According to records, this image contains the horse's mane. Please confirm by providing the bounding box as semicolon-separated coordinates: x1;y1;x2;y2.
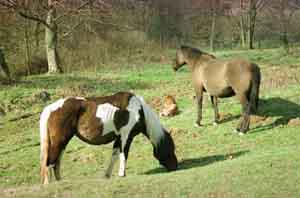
180;45;203;60
180;45;216;61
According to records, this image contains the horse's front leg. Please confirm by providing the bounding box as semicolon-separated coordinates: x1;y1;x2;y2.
195;88;204;127
210;96;220;125
118;129;135;177
105;138;121;178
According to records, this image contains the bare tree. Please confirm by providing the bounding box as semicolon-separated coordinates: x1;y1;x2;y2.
0;0;109;74
209;0;218;51
236;0;267;49
267;0;300;50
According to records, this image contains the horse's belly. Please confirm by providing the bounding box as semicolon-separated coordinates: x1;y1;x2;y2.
207;87;235;98
76;130;117;145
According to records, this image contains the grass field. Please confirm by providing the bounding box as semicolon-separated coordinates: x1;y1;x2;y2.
1;48;300;197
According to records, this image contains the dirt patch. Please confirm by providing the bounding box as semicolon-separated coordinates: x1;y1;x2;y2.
72;153;96;163
219;112;233;121
148;96;162;112
169;127;186;140
250;115;268;124
288;118;300;126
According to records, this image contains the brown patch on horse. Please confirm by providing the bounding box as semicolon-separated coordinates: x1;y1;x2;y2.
47;98;82;165
77;100;105;144
160;95;178;117
87;92;134;110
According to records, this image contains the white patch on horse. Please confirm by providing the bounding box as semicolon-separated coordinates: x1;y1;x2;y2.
105;147;120;178
118;152;126;177
136;96;164;146
40;98;67;159
96;103;119;135
119;96;142;149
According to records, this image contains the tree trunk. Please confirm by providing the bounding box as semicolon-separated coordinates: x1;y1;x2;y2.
248;1;257;49
24;19;31;75
239;15;246;48
45;8;62;74
0;49;11;80
210;9;217;51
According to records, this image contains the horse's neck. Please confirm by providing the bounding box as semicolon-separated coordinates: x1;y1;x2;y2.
189;54;213;71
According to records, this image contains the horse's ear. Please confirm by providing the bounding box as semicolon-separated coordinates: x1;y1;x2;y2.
203;53;216;59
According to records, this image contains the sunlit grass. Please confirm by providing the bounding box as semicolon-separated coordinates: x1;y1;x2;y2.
0;48;300;197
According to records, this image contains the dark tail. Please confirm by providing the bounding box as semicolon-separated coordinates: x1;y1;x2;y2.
249;64;261;114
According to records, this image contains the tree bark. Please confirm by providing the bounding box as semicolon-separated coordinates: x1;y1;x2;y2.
247;0;259;49
239;15;246;48
210;9;217;51
0;49;11;80
45;8;62;74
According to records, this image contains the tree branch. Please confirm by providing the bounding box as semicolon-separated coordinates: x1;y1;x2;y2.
18;11;52;30
55;0;95;24
0;1;16;8
61;21;84;38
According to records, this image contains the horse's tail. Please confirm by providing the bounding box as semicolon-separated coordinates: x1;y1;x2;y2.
39;105;52;184
250;64;261;114
136;96;164;146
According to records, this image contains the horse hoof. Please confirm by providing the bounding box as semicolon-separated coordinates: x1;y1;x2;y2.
238;132;245;136
213;122;218;126
104;173;111;179
194;122;202;127
118;173;126;177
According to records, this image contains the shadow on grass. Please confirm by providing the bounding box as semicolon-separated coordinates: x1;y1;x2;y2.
218;114;240;124
251;97;300;133
145;150;249;175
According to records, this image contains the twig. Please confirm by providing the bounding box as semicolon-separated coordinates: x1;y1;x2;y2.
8;112;40;122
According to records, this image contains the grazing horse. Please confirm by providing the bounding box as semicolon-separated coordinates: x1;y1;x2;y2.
173;45;261;134
39;92;178;184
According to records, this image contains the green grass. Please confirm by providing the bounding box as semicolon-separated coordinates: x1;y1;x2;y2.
1;48;300;197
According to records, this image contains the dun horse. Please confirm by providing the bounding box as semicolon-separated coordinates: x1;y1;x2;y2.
173;46;261;134
40;92;177;184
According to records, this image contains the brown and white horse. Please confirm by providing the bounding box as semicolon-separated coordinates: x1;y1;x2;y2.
39;92;178;184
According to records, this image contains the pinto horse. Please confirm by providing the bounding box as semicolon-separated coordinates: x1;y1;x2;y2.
173;46;261;134
39;92;177;184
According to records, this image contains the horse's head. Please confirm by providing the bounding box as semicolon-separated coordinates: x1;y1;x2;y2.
173;47;187;71
153;130;178;171
173;45;216;71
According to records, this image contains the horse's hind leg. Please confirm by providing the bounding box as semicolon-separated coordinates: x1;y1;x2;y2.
236;93;251;134
210;96;220;125
53;150;65;181
40;157;50;184
195;88;204;127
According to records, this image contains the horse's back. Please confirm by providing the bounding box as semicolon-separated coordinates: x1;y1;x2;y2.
194;58;259;96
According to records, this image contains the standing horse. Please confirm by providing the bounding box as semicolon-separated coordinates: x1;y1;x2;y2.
173;45;261;134
40;92;177;184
